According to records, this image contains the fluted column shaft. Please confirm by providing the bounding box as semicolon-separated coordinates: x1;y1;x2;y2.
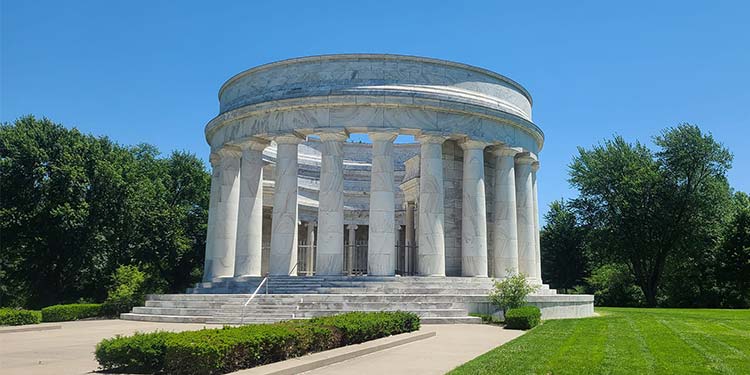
234;139;269;277
205;146;242;280
405;201;415;275
416;134;446;276
368;132;398;276
515;152;540;284
492;147;520;278
460;140;489;277
532;161;542;282
316;131;347;275
203;153;222;281
270;135;304;276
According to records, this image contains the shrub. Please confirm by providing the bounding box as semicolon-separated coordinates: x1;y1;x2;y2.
504;305;541;330
489;272;539;313
0;308;42;326
586;264;644;307
102;265;147;317
41;303;102;322
95;311;420;374
95;331;175;373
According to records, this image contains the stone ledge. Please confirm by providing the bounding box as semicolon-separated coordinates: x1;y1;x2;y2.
231;330;436;375
0;323;62;334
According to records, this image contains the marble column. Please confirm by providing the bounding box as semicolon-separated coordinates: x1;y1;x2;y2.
416;134;446;276
405;201;415;275
532;161;542;282
234;138;269;277
491;147;521;278
515;152;540;284
316;131;347;275
346;224;358;275
205;146;242;280
306;221;316;276
202;152;222;281
368;131;398;276
269;135;304;276
460;140;490;277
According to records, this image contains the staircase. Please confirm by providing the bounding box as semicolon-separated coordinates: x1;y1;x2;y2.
122;276;560;324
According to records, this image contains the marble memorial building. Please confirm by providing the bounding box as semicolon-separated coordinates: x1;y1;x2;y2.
202;54;544;284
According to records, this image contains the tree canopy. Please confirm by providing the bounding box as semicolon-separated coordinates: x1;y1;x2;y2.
0;116;209;308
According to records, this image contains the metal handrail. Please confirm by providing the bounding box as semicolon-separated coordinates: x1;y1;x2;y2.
240;273;269;325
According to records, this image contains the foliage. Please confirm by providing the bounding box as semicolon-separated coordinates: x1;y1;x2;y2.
95;311;420;374
469;313;503;324
101;265;147;317
489;272;539;313
569;124;732;306
40;303;102;322
0;308;42;325
540;200;588;293
448;308;750;375
716;192;750;308
504;305;541;330
0;116;209;308
585;264;644;307
96;331;176;373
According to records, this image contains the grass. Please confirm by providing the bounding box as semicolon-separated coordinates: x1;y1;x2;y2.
449;308;750;375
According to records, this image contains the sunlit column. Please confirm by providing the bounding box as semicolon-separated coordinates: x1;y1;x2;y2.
234;138;269;277
315;131;347;275
269;134;304;276
416;134;446;276
460;139;490;277
368;131;398;276
205;146;241;279
491;146;521;278
515;152;540;284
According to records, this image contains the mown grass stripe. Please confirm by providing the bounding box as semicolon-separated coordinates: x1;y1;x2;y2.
658;318;733;374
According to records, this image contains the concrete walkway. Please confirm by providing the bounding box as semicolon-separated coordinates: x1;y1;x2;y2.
0;319;222;375
299;324;523;375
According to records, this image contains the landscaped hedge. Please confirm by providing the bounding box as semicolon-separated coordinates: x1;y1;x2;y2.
504;305;541;330
41;303;103;322
95;311;420;374
0;308;42;326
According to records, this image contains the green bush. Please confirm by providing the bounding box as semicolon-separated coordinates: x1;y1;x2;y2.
41;303;102;322
95;311;420;374
504;305;541;330
95;331;175;373
586;264;645;307
489;272;539;313
0;308;42;326
101;265;147;317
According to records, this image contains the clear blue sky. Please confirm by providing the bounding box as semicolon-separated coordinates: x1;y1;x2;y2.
2;1;749;220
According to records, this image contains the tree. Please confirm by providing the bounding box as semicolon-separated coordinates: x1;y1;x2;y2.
716;192;750;308
489;272;539;313
0;116;209;308
540;200;587;293
569;124;732;306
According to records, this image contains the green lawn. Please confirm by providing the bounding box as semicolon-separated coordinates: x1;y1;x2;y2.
449;308;750;375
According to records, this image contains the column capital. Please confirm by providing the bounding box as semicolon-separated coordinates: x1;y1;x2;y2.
459;139;491;150
273;133;306;145
368;130;399;142
216;145;242;159
492;145;523;157
317;129;349;142
236;137;270;151
532;161;541;172
346;224;359;231
515;151;538;164
416;133;448;144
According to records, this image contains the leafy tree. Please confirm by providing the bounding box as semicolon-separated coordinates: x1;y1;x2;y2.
569;124;732;306
716;192;750;308
0;116;209;308
540;200;588;293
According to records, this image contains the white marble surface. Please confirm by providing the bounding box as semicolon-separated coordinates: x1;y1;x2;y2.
202;153;222;281
234;139;268;277
315;132;347;275
368;132;398;276
206;147;241;279
491;147;521;278
269;135;303;275
416;134;446;276
514;152;539;284
460;140;489;277
532;162;542;282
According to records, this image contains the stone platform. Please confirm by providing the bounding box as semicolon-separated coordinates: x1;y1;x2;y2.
121;276;594;324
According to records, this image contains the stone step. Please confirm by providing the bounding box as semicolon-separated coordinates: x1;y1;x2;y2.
420;316;483;324
120;313;210;323
213;309;468;319
132;307;220;316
